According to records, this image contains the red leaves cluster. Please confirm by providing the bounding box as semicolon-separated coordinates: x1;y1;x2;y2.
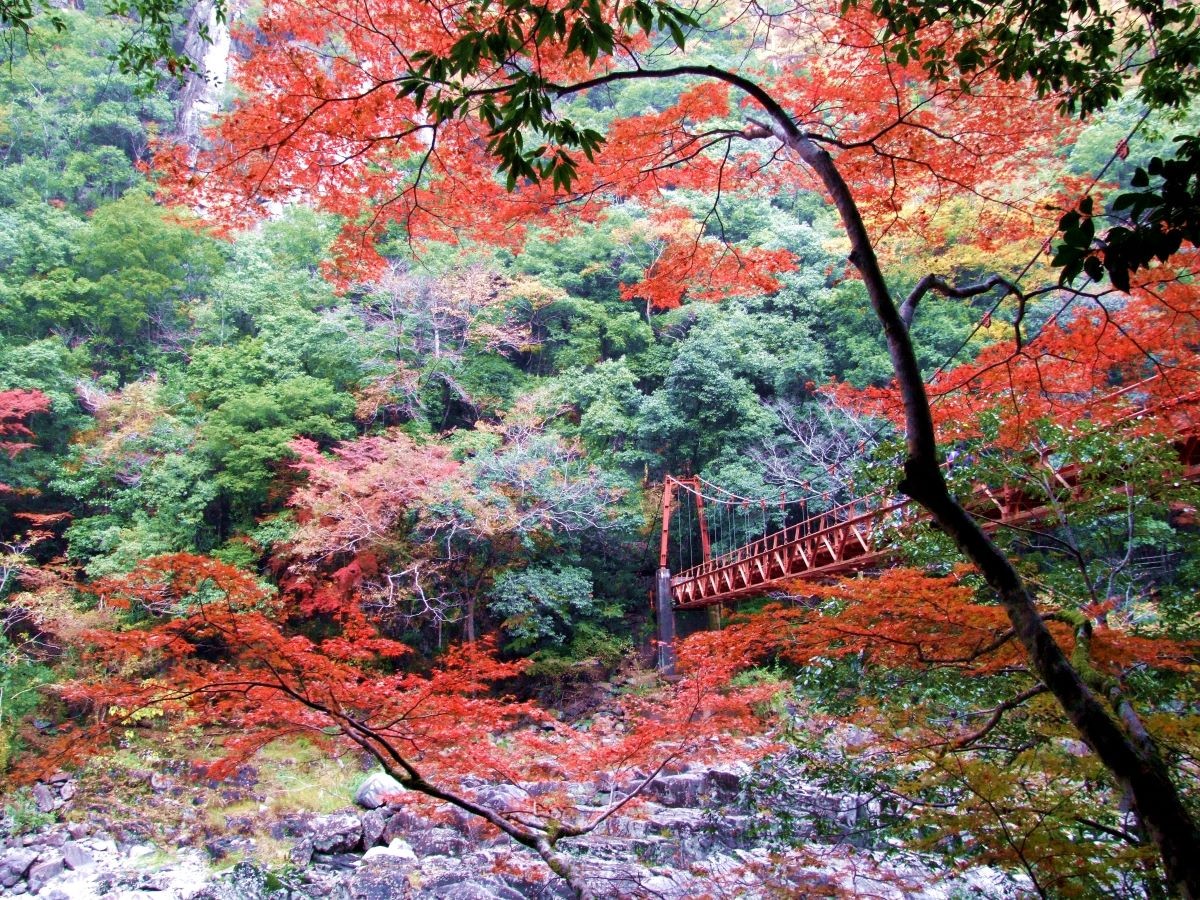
29;550;782;827
705;568;1196;680
619;208;795;310
288;433;460;558
827;251;1200;451
87;553;270;615
34;554;498;777
931;284;1200;449
158;0;1070;308
763;4;1066;235
0;389;50;491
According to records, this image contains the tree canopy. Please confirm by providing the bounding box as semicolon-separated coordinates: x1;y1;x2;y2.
0;0;1198;895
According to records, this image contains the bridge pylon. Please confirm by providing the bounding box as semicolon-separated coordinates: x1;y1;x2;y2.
655;566;676;675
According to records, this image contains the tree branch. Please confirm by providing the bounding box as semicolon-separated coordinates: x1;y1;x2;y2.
900;273;1023;330
948;684;1049;750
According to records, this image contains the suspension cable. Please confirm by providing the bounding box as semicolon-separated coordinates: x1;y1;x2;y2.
678;499;684;571
685;489;695;572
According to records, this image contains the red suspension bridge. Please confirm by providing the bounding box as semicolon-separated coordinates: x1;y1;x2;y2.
653;378;1200;657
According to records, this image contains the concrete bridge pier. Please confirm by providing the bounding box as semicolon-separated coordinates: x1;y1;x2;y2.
655;566;677;675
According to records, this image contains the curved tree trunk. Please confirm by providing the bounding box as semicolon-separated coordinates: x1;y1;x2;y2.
559;62;1200;889
535;840;594;900
767;123;1200;897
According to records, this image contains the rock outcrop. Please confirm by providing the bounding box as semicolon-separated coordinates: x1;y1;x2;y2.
0;760;1025;899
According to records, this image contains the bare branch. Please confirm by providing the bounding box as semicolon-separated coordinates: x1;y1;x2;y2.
900;274;1023;330
949;684;1049;750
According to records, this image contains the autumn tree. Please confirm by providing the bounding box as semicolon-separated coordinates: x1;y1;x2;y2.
0;387;57;770
156;0;1200;889
0;387;54;592
361;265;539;426
710;568;1198;894
30;552;780;896
284;417;634;646
0;387;54;556
855;0;1200;292
0;389;49;467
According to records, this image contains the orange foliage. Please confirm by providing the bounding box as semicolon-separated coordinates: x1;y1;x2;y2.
158;0;1070;302
619;208;795;310
0;389;50;484
87;553;271;616
706;568;1196;679
827;251;1200;450
27;553;782;839
287;433;461;558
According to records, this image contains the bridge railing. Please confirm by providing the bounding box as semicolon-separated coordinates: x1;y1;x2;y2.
670;490;920;607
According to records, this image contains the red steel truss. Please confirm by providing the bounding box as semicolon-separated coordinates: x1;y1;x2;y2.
665;384;1200;610
669;490;914;608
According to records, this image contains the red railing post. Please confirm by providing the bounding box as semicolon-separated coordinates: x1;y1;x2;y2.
658;477;674;571
656;477;678;672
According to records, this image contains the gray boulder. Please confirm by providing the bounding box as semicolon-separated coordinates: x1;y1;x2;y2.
354;773;405;810
473;784;527;814
415;873;526;899
360;808;386;849
407;827;468;858
59;842;93;871
31;784;56;814
361;839;417;863
644;772;708;808
646;807;749;861
349;858;415;900
26;853;64;894
189;861;294;900
380;809;433;845
289;836;314;868
307;812;363;854
0;847;39;888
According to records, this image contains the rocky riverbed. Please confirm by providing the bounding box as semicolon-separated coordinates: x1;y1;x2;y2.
1;761;1026;899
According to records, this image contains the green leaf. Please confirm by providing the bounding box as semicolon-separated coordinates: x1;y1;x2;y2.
1058;210;1081;231
1110;192;1139;211
666;18;685;48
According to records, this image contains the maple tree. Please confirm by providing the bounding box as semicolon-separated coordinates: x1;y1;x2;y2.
28;551;779;896
284;418;630;646
287;432;460;558
0;388;48;469
0;387;55;590
0;387;61;770
857;0;1200;291
157;0;1200;890
710;569;1198;893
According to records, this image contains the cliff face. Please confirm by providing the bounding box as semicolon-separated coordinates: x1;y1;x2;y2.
172;0;231;148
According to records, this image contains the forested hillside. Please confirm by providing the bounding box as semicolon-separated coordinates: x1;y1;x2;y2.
1;0;1198;897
